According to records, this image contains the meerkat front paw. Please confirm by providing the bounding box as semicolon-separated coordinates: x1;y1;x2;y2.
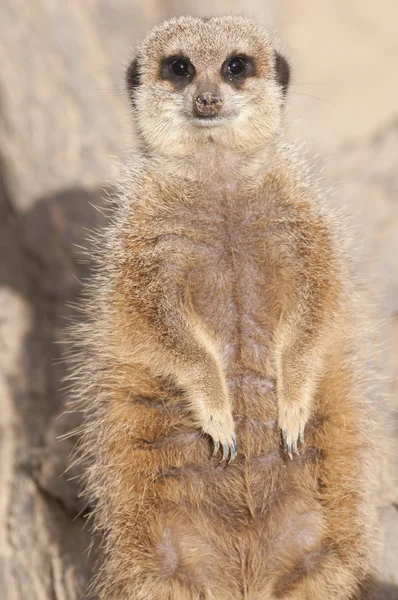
201;409;237;464
278;403;309;460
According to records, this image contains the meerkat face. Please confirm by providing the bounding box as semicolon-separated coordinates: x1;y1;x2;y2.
127;16;290;157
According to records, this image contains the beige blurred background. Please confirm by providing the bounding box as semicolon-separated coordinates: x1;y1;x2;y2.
0;1;397;598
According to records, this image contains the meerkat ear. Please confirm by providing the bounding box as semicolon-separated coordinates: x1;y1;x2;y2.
275;52;290;96
126;58;141;106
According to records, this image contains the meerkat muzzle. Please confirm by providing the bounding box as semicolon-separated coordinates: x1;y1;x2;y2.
194;91;223;118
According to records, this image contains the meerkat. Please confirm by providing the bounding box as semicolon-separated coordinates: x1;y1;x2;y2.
70;15;381;600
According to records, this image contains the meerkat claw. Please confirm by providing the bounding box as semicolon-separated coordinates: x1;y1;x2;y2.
292;438;299;456
282;429;288;454
299;422;305;444
229;434;238;463
279;406;308;459
212;435;238;464
282;429;300;460
287;445;293;461
212;440;220;457
204;411;237;463
221;440;230;463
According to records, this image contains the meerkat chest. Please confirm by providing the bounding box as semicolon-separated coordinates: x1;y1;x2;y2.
163;183;282;370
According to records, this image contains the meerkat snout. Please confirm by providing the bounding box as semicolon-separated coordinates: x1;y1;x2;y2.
193;90;223;118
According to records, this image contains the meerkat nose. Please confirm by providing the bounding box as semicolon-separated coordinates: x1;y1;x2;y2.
194;91;223;118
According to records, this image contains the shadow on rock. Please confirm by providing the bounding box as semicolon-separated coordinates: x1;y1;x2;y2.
0;182;115;598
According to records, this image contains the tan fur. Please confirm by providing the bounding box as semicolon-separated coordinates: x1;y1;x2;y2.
69;16;381;599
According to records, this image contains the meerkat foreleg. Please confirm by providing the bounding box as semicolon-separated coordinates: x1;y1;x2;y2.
117;284;237;461
166;318;238;462
274;292;334;459
276;334;320;459
114;231;238;461
270;220;340;458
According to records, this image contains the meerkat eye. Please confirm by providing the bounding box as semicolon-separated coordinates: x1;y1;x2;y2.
227;57;246;76
171;59;189;76
222;54;256;85
160;55;195;87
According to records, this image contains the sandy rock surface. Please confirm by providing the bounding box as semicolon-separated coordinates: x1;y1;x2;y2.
0;1;396;597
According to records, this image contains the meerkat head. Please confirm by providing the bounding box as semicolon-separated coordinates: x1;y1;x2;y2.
126;16;290;157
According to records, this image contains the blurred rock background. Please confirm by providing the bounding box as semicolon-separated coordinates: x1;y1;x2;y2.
0;1;396;598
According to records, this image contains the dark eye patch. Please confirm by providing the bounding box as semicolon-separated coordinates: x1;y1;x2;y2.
160;55;195;89
221;54;256;87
